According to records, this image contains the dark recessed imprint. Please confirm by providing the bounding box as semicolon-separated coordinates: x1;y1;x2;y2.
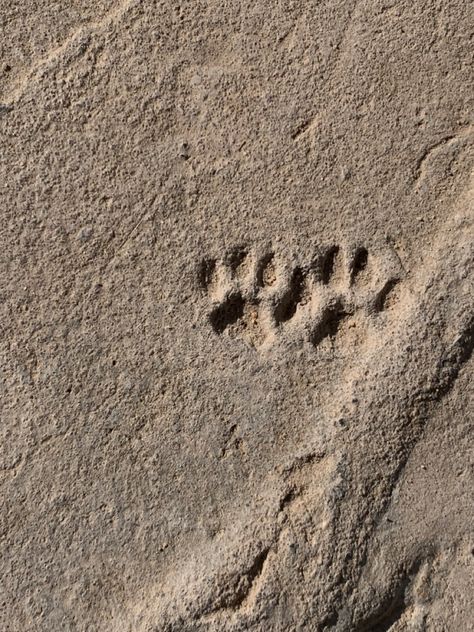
200;243;402;350
209;293;245;334
310;301;350;347
256;252;276;287
350;247;369;284
273;267;305;324
198;258;217;289
373;279;399;313
227;247;248;276
321;246;339;285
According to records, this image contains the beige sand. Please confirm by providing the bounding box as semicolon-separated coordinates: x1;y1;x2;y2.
1;1;473;630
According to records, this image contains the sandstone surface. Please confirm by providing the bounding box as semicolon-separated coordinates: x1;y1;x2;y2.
1;1;473;630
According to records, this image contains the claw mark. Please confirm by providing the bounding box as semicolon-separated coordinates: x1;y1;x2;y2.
273;267;305;324
256;252;276;287
373;279;399;313
350;247;369;284
321;246;340;285
199;258;217;289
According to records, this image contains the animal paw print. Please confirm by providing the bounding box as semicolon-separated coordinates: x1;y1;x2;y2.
199;243;403;351
199;247;283;348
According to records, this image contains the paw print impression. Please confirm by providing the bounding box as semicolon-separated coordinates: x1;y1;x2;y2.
200;243;403;352
309;245;391;349
199;248;283;348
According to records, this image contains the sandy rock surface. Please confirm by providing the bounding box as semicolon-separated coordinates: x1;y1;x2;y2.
1;1;473;630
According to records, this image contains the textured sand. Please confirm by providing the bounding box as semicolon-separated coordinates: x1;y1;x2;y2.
1;1;473;630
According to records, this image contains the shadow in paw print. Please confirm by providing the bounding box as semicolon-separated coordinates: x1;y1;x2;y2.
198;258;217;289
311;302;350;347
274;267;305;324
227;248;248;275
209;294;245;334
373;279;399;313
321;246;339;285
350;247;368;284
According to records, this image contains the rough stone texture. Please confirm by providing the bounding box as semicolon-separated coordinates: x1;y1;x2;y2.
1;1;472;631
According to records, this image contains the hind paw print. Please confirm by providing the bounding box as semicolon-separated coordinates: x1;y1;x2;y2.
199;248;289;348
199;243;403;351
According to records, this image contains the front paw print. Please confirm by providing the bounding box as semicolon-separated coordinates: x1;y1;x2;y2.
307;244;403;349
